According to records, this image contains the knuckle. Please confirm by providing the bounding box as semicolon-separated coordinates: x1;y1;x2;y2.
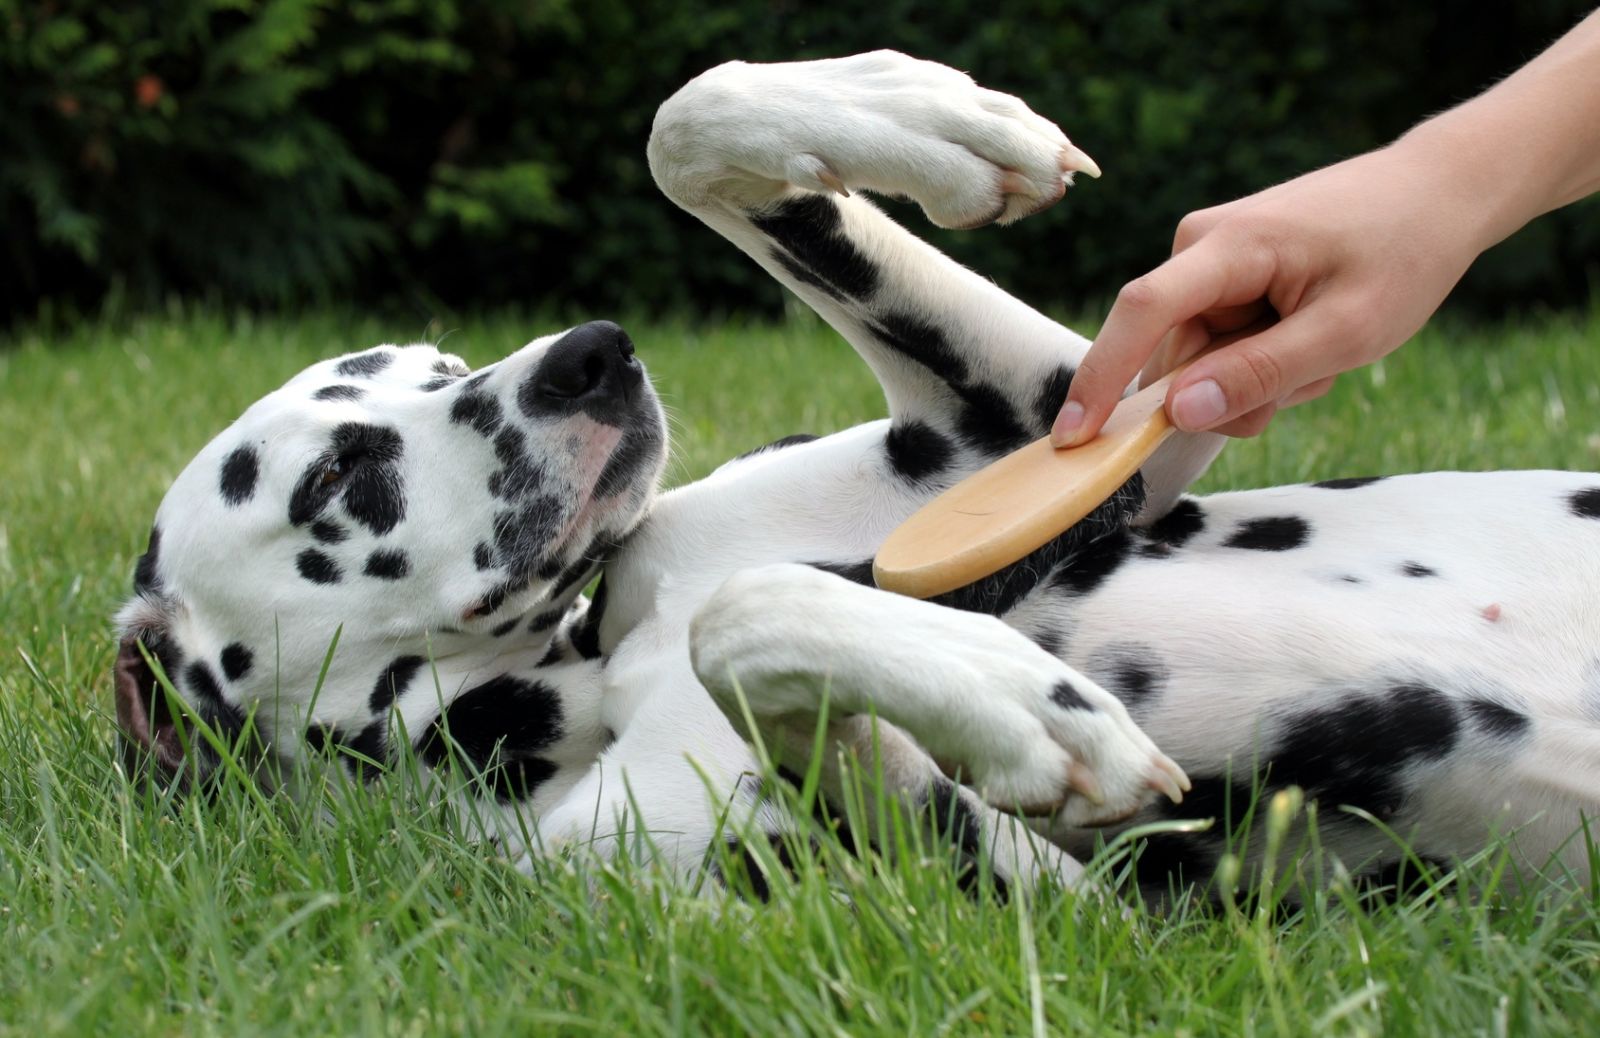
1227;343;1286;403
1172;210;1215;251
1114;275;1164;316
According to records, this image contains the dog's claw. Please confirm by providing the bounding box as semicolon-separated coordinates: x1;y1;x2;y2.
1067;760;1105;805
1059;142;1101;179
816;166;850;198
1147;754;1190;804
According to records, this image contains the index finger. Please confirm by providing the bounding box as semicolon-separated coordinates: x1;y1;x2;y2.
1053;231;1275;446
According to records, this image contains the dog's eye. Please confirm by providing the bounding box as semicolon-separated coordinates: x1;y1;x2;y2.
319;459;346;487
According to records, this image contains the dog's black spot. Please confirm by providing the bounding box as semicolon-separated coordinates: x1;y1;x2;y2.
1223;516;1309;552
1356;855;1453;903
450;391;503;437
432;358;468;377
471;580;519;621
296;548;342;585
473;542;495;571
536;640;564;667
570;577;608;660
338;435;406;536
954;382;1030;456
288;422;406;536
1466;698;1530;739
1145;498;1206;550
1569;487;1600;519
419;376;455;392
417;675;565;802
732;434;820;463
1337;574;1364;584
219;644;253;682
346;722;386;776
712;832;797;903
308;720;388;781
1051;680;1094;712
491;495;564;580
1140;684;1463;889
370;655;426;712
884;421;955;483
1027;627;1063;658
184;660;246;738
808;559;875;586
218;446;259;507
1032;364;1076;435
771;250;846;302
185;659;223;705
927;779;1006;900
1313;476;1385;490
868;311;969;386
364;549;409;580
1269;682;1461;819
490;617;519;637
334;349;394;378
1132;828;1220;895
312;384;366;402
527;607;565;634
133;526;162;594
1050;529;1133;595
310;520;347;544
751;194;881;301
1401;561;1437;578
550;554;601;600
488;426;544;502
595;423;664;498
1090;642;1169;712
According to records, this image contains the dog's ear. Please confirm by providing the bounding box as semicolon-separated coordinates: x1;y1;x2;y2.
113;635;188;779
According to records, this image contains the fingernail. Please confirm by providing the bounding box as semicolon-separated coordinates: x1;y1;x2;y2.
1172;379;1227;430
1051;400;1085;446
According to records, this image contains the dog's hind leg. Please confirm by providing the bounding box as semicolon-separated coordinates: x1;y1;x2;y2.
649;52;1221;509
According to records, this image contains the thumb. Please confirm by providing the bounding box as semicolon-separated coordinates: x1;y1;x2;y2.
1165;314;1333;433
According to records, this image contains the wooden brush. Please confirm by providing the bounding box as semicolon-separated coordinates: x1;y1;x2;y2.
873;360;1197;599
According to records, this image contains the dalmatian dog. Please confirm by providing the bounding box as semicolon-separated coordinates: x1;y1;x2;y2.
115;52;1600;899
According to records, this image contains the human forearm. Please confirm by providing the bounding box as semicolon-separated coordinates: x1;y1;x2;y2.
1397;9;1600;252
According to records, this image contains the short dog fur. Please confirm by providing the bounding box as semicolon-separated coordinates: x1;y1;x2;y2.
115;53;1600;898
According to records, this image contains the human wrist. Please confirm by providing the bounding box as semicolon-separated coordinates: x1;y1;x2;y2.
1389;115;1538;255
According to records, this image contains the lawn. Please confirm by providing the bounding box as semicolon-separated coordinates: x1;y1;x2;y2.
2;305;1599;1035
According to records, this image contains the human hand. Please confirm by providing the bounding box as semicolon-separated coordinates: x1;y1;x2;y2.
1052;140;1496;443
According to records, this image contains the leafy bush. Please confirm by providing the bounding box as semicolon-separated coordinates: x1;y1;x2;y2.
3;0;1595;322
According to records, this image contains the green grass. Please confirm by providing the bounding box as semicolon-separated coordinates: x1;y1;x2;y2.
2;304;1599;1036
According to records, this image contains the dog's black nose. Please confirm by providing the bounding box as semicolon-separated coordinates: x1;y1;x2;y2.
520;320;641;418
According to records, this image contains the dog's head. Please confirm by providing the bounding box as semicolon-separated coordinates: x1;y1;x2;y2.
114;320;665;784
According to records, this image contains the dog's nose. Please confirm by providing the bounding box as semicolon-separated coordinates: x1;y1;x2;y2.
521;321;641;417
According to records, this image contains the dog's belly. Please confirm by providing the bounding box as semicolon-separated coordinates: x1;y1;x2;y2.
1049;469;1600;874
1065;470;1600;742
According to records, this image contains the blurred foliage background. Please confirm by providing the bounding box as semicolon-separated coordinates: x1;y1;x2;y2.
4;0;1597;325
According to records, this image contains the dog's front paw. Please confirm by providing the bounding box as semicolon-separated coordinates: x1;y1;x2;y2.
652;51;1099;228
957;656;1189;827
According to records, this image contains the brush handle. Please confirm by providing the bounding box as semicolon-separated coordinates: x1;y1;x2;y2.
873;363;1192;599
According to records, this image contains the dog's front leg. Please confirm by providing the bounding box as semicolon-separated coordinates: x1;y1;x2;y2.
650;52;1222;511
690;564;1189;835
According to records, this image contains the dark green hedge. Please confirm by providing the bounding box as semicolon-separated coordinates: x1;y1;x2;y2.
4;0;1596;322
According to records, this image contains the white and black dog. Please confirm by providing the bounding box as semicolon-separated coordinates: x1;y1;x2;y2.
115;53;1600;898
